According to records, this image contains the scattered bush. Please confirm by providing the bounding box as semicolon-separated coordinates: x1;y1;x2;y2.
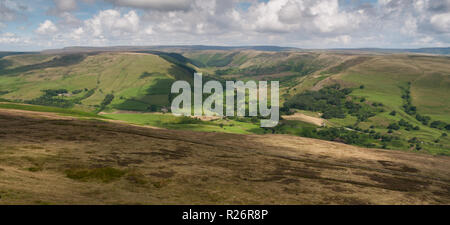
416;114;431;125
388;123;400;130
431;121;447;130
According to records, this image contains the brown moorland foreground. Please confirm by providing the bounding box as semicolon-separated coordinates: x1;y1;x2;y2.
0;109;449;205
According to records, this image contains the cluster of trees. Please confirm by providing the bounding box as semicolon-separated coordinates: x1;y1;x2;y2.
401;83;417;115
99;94;114;111
408;137;423;150
388;119;420;131
42;89;69;96
399;82;449;132
398;119;420;131
284;85;350;119
415;114;431;125
274;123;394;148
280;106;295;115
0;90;10;95
416;114;449;131
431;121;450;131
314;127;397;148
345;100;380;122
71;89;84;95
26;88;98;109
26;89;74;108
284;84;381;121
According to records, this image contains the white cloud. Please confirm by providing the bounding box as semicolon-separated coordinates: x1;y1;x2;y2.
430;13;450;33
0;32;29;44
2;0;450;50
248;0;291;32
401;17;418;36
36;20;58;35
243;0;366;35
84;10;140;37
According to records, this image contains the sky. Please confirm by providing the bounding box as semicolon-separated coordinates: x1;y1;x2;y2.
0;0;449;51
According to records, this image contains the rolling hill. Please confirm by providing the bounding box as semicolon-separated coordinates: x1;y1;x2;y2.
0;48;449;155
0;47;449;204
180;50;450;155
0;52;194;112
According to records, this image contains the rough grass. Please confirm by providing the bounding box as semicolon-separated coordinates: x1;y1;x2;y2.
0;110;449;204
65;167;127;183
0;102;104;118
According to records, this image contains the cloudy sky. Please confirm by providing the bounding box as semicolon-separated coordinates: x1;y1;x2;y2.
0;0;449;51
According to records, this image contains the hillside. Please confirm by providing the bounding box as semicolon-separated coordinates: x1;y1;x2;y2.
0;108;449;204
181;50;450;155
0;49;449;155
0;52;193;112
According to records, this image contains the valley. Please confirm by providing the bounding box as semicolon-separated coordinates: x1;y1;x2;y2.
1;48;448;155
0;47;449;204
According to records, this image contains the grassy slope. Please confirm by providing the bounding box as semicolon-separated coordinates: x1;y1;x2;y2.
183;51;450;155
185;51;353;105
0;102;105;118
1;51;448;155
332;55;450;154
104;113;265;134
0;54;56;70
0;53;192;111
1;109;449;204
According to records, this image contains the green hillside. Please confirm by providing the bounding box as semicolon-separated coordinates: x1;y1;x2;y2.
182;51;450;155
0;52;194;112
0;50;448;155
323;55;450;154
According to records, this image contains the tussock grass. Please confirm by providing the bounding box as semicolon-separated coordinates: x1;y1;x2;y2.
65;167;127;183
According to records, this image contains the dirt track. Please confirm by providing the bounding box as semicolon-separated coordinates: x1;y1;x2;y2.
282;113;326;126
0;109;449;204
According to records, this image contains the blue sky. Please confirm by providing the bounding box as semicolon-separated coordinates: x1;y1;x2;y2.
0;0;449;51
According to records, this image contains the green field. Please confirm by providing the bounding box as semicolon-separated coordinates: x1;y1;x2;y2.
104;113;266;134
0;102;105;118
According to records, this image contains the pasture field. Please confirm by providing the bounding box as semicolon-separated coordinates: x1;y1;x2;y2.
104;113;265;134
0;102;104;119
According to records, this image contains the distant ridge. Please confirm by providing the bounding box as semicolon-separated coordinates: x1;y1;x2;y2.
39;45;450;55
0;52;34;58
330;47;450;55
0;45;441;55
41;45;299;54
